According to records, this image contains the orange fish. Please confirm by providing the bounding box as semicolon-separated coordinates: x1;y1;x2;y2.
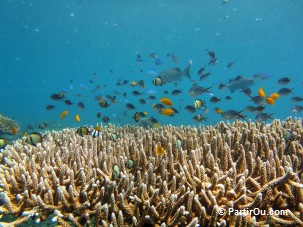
160;97;173;106
258;86;266;97
266;97;275;105
22;132;27;137
214;108;223;114
155;144;165;156
161;108;174;116
60;110;68;119
12;127;18;135
270;93;280;100
75;114;81;122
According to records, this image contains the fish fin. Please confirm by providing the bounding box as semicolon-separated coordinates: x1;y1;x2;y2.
183;64;191;79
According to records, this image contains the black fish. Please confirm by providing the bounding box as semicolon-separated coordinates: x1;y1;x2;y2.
64;99;73;105
77;101;85;109
45;105;55;110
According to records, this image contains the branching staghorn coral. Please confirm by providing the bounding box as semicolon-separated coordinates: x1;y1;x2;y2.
0;114;19;135
0;117;303;226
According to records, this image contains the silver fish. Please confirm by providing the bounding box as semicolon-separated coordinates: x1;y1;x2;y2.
255;113;274;122
222;110;246;120
278;88;293;96
157;61;191;83
226;76;254;93
250;96;265;106
244;105;265;113
291;105;303;114
291;96;303;102
188;86;212;97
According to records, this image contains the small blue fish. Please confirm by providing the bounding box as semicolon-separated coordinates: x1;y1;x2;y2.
136;54;143;64
79;84;88;90
155;58;163;65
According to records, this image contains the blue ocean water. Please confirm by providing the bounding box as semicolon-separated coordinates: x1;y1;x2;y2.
0;0;302;132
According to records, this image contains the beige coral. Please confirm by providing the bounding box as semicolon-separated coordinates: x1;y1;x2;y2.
0;117;303;226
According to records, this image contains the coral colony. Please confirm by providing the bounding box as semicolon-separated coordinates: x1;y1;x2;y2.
1;117;303;226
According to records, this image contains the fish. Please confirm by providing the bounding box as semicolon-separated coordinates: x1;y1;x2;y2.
278;88;293;96
125;159;135;169
160;97;173;106
244;106;265;113
131;90;143;96
77;102;85;110
91;126;102;138
76;127;89;136
25;132;42;146
133;112;140;122
64;99;73;106
155;144;165;156
149;53;158;59
110;133;118;141
270;93;280;100
250;96;265;106
193;113;207;122
161;108;174;116
130;81;139;87
39;123;47;129
152;77;165;86
60;110;68;119
222;110;246;120
155;58;163;65
79;84;88;90
214;108;223;114
184;105;196;113
226;61;235;69
171;89;182;96
253;73;272;80
175;139;182;149
171;53;178;64
210;96;221;104
12;127;18;135
277;77;291;85
197;65;207;76
290;96;303;102
136;54;144;64
226;76;254;93
225;96;232;100
155;61;192;83
99;99;109;108
258;87;266;97
149;95;156;100
265;97;275;105
240;88;252;97
125;103;136;110
139;112;148;117
193;99;206;110
96;112;102;118
152;103;165;112
199;71;212;81
0;138;6;149
102;116;110;123
206;49;216;59
291;105;303;114
75;114;81;122
139;98;147;104
45;105;55;110
112;164;120;180
188;86;212;97
255;113;274;122
138;80;145;88
283;129;293;142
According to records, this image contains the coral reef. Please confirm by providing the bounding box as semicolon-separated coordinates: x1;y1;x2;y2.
0;117;303;226
0;114;19;135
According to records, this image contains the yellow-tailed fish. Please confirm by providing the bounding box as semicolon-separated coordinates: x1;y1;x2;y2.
160;97;173;106
75;114;81;122
60;110;68;119
266;97;275;105
258;86;266;98
161;108;174;116
155;144;165;156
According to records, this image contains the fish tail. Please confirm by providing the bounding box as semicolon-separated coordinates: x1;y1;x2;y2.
183;64;191;79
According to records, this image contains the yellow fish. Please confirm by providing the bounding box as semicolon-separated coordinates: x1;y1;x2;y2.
266;97;275;105
94;125;102;131
60;110;68;119
75;114;81;122
161;108;174;116
12;127;18;135
270;93;280;100
258;86;266;97
155;144;165;156
160;97;173;106
214;108;223;114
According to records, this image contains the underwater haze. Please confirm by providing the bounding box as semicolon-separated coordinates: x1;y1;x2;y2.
1;0;303;132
